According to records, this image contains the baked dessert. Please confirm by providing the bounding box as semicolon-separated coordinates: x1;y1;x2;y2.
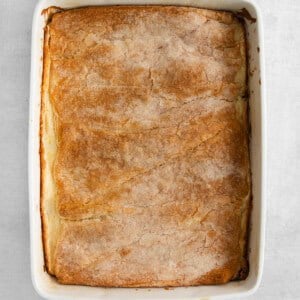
41;6;250;287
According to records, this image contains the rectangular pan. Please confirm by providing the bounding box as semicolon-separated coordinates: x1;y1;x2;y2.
29;0;266;298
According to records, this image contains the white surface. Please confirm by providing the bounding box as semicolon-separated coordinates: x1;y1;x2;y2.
0;0;299;299
29;1;265;299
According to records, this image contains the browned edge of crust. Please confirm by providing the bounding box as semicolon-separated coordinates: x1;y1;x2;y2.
42;4;240;20
236;8;256;24
41;6;64;24
40;24;50;275
40;24;59;277
40;6;65;277
233;15;252;281
55;262;237;287
40;5;251;284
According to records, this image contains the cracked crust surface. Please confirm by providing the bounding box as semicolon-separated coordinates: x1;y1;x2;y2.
41;6;250;287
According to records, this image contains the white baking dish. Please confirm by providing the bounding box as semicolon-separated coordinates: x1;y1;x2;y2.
29;0;266;299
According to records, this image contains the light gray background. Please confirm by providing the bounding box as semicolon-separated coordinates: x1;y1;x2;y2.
0;0;299;299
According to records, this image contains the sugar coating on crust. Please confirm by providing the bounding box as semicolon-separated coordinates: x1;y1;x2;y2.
41;6;250;287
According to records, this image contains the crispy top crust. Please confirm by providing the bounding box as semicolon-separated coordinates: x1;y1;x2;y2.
41;6;250;287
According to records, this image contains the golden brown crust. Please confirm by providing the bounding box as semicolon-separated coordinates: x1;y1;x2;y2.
41;6;250;287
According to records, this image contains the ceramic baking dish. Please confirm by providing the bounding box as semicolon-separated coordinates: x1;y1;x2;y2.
29;0;266;298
